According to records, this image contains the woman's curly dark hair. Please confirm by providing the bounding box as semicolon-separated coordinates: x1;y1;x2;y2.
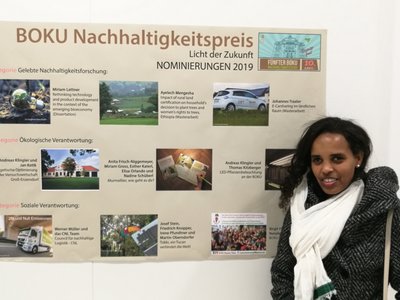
279;116;372;209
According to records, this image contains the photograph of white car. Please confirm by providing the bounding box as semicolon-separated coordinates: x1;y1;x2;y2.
213;87;268;111
213;83;270;126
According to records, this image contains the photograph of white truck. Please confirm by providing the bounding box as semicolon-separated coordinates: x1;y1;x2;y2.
16;226;53;254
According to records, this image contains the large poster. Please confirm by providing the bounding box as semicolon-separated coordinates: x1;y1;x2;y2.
0;21;326;261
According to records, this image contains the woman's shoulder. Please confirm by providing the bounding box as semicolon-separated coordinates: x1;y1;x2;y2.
366;166;398;184
365;166;399;195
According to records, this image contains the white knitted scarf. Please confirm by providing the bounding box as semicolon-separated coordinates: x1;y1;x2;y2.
289;177;364;300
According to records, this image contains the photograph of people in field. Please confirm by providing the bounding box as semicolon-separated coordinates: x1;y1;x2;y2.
99;81;158;125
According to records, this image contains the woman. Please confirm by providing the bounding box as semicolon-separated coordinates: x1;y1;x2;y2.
271;117;400;299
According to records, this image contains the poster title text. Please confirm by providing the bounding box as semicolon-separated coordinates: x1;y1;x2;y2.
16;28;254;51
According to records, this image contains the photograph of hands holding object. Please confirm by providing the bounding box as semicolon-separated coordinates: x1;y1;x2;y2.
271;117;400;299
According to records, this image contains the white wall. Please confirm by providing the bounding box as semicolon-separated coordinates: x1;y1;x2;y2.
0;0;398;299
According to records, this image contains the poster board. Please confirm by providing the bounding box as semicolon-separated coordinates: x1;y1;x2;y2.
0;21;326;261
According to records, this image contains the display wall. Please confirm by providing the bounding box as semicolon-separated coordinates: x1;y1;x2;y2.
0;0;399;299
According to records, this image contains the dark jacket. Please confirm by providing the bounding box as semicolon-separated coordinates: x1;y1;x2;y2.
271;167;400;299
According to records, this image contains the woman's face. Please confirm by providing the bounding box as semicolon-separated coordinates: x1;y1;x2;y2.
310;132;363;195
